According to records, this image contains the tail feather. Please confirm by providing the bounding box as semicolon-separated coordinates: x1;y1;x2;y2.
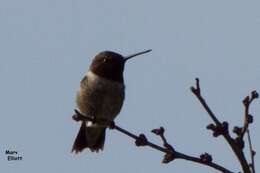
89;128;106;152
71;122;88;154
71;122;106;154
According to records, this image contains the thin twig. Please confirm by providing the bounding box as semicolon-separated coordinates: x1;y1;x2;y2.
114;125;168;153
191;78;221;126
190;78;251;173
241;97;250;139
246;129;255;173
72;110;234;173
240;91;258;139
176;152;233;173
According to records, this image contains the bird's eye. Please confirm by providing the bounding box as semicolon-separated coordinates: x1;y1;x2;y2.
103;58;107;63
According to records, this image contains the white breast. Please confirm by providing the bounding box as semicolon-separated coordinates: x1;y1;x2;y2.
86;71;124;90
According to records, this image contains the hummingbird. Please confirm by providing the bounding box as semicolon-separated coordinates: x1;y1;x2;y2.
71;49;152;153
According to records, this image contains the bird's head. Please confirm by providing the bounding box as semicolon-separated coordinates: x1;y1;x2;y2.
90;49;151;82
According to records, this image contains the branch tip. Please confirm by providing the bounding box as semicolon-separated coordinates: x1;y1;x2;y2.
251;90;259;99
190;86;195;92
151;127;165;135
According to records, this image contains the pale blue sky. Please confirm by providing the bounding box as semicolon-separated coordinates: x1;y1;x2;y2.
0;0;259;173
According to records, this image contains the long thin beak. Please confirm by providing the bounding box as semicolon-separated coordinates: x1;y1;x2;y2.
124;49;152;61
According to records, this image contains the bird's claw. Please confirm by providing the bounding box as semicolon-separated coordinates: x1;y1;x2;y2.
72;114;81;122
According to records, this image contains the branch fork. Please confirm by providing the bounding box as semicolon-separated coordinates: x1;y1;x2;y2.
191;78;258;173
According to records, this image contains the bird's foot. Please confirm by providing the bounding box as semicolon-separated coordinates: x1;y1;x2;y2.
72;110;83;122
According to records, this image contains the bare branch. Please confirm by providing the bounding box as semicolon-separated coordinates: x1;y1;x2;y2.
176;152;233;173
191;78;253;173
72;110;234;173
73;110;167;153
71;78;257;173
240;91;258;139
247;129;256;173
190;78;221;125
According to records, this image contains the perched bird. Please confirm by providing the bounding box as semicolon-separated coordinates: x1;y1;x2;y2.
72;49;152;153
